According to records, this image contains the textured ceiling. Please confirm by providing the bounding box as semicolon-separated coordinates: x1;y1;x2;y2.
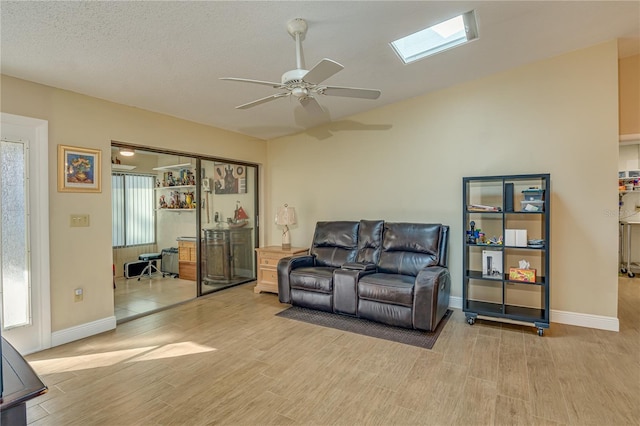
2;1;639;140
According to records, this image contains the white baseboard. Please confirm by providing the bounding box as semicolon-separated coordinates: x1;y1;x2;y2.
448;296;619;331
449;295;463;310
52;316;117;347
550;310;619;332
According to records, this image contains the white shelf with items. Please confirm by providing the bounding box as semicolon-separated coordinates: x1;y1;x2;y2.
152;163;193;171
154;185;195;190
111;164;136;171
155;185;197;211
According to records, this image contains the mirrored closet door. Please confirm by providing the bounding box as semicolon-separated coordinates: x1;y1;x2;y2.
111;145;258;321
199;160;257;295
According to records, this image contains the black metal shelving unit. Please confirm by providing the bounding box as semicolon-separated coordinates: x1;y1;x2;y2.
462;174;550;336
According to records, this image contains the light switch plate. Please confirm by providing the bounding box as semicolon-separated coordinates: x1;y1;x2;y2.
70;214;90;227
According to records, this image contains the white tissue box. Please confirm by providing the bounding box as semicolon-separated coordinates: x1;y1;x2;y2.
505;229;527;247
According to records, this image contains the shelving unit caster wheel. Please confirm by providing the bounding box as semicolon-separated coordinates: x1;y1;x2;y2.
537;328;544;336
628;271;635;278
466;317;475;325
621;267;627;274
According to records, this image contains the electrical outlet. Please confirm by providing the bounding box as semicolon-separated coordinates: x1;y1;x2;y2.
74;288;83;302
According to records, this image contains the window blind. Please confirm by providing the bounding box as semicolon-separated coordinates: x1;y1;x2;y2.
112;174;155;247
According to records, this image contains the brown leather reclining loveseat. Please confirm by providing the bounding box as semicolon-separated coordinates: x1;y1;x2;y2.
277;220;450;331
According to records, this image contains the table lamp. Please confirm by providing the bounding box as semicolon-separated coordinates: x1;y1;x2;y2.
275;204;297;250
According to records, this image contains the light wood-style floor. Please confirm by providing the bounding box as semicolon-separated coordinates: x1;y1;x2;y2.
26;278;639;425
114;275;196;322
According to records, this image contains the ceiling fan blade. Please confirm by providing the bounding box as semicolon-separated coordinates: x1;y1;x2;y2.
236;93;289;109
303;58;344;84
300;96;324;115
322;86;381;100
220;77;283;89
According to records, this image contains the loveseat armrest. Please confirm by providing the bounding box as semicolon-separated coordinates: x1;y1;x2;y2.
413;266;451;331
277;255;315;303
333;267;377;315
341;262;376;271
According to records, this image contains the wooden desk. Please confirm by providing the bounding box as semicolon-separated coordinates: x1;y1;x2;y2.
1;338;47;425
254;246;308;294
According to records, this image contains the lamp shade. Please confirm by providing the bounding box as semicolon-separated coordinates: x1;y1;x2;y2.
275;204;297;226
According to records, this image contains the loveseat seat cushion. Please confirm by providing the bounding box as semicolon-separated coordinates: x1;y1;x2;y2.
358;273;415;307
378;223;442;276
310;221;359;267
290;267;335;293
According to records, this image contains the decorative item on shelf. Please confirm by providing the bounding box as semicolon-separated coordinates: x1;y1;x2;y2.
170;191;180;208
185;191;195;209
505;229;528;247
467;221;477;244
468;203;501;212
509;259;536;282
482;250;503;278
527;239;545;249
276;203;297;250
228;201;249;228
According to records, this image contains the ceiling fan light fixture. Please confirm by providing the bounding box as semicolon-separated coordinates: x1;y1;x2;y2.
119;148;135;157
220;17;381;112
291;87;308;98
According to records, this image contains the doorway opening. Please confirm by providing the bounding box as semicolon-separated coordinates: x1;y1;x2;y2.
111;143;258;322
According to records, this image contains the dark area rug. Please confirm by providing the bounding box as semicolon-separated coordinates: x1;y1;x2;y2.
276;306;452;350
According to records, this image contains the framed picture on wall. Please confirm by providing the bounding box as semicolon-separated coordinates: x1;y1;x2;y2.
58;145;102;192
213;163;246;194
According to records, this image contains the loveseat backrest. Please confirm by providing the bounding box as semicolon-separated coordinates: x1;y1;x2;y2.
310;221;359;267
356;220;384;264
377;223;447;276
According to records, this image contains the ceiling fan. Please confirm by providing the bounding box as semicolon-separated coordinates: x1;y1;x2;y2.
220;18;381;114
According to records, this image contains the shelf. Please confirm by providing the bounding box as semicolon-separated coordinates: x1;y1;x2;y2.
466;209;502;214
111;164;136;171
152;163;193;171
155;185;195;190
464;300;545;322
467;243;545;250
156;208;195;212
467;209;544;215
463;173;550;332
466;270;503;281
466;270;545;285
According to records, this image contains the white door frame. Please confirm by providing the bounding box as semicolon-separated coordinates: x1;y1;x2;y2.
1;112;51;354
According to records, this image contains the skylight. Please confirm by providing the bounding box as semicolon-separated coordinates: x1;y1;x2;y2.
391;10;478;64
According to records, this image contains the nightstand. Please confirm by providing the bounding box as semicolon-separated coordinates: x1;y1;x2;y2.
254;246;308;294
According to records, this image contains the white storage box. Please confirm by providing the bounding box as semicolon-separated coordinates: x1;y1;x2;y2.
521;200;544;212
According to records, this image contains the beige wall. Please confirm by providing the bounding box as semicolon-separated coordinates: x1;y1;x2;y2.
0;75;266;331
619;54;640;136
0;39;622;336
266;41;620;318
